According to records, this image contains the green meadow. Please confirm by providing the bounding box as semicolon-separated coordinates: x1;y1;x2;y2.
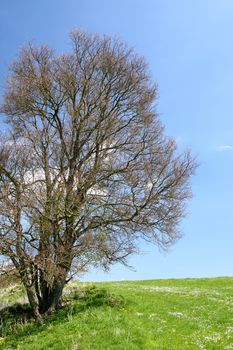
0;277;233;349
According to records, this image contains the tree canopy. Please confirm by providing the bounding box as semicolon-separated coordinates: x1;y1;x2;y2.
0;30;196;320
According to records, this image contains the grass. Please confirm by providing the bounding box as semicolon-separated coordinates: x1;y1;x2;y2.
0;277;233;349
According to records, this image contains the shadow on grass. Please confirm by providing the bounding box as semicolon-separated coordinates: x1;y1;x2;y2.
1;286;126;345
0;303;32;324
0;302;33;341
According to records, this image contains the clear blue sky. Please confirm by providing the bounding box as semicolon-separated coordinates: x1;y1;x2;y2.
1;0;233;281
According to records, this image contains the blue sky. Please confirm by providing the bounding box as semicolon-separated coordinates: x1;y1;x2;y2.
1;0;233;281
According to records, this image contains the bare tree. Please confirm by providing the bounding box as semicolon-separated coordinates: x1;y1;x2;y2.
0;30;197;321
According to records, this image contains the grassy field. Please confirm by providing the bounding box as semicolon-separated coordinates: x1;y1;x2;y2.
0;277;233;349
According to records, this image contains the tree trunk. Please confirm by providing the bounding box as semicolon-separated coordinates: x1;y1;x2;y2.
24;270;67;320
25;287;42;323
39;278;66;314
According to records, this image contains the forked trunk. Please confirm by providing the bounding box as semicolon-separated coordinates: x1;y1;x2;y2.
25;275;66;321
23;242;72;319
39;278;66;314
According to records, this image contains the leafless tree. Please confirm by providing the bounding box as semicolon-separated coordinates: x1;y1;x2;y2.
0;30;197;321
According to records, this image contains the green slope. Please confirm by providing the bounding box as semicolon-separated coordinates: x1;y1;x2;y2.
0;277;233;349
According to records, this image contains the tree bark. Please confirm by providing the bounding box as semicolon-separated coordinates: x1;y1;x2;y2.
39;278;66;314
23;264;67;320
25;287;42;323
